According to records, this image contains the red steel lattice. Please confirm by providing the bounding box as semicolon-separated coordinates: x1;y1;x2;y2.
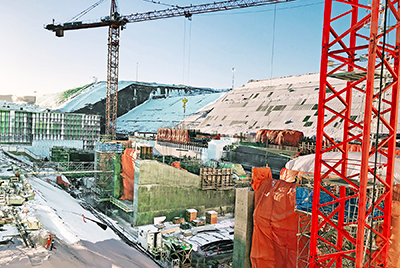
310;0;400;267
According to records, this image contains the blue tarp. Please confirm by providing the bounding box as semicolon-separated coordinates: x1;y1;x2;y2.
295;186;383;223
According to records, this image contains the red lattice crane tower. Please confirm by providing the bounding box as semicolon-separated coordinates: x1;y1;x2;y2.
45;0;295;139
309;0;400;267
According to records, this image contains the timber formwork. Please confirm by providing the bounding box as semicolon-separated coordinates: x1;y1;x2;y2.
310;0;400;267
200;168;234;190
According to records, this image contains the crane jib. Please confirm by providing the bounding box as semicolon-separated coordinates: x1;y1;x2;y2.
44;0;295;37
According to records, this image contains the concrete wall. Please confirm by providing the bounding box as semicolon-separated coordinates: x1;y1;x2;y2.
134;160;236;225
228;145;290;179
233;187;255;268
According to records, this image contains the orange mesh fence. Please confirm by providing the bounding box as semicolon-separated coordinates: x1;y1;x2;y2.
120;148;139;200
250;168;300;268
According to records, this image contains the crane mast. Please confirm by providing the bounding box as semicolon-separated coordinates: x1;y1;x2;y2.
309;0;400;267
106;0;120;139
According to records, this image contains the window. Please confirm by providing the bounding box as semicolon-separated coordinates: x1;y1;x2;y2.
303;115;311;122
304;122;313;127
312;104;318;110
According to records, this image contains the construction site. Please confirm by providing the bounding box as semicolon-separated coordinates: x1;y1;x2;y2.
2;0;400;267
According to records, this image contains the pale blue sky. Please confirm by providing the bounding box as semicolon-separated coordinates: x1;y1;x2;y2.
0;0;325;95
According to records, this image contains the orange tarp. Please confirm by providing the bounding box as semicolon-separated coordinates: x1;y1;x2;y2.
120;148;139;200
171;161;187;172
251;167;272;191
280;167;305;183
382;185;400;267
157;128;190;143
255;129;304;147
250;170;300;268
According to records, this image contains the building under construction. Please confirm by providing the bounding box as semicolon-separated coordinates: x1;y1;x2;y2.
0;108;101;156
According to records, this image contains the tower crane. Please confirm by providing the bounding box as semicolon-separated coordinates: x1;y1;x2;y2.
45;0;295;139
44;0;400;267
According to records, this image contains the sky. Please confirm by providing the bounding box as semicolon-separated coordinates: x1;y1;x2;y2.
0;0;325;96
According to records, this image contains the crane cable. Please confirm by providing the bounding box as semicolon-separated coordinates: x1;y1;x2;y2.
66;0;108;23
183;18;187;84
182;16;193;85
368;0;389;266
187;18;192;85
270;3;277;80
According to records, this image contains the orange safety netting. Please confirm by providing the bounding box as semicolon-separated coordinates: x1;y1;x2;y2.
255;129;304;147
250;168;300;268
120;148;139;200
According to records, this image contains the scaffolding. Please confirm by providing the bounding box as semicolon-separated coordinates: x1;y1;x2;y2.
296;167;386;267
94;141;124;201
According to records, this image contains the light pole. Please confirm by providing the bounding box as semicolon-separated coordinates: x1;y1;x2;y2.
231;67;235;90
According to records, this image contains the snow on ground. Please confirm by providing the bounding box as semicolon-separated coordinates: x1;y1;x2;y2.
58;81;135;112
27;175;118;244
0;236;158;268
117;92;225;133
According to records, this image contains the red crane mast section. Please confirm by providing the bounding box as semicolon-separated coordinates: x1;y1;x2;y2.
310;0;400;267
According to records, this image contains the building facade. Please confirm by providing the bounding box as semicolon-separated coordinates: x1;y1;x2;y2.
0;109;100;151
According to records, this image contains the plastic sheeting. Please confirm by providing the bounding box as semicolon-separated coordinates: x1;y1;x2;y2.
120;148;139;200
250;168;299;268
285;152;400;185
255;129;304;147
